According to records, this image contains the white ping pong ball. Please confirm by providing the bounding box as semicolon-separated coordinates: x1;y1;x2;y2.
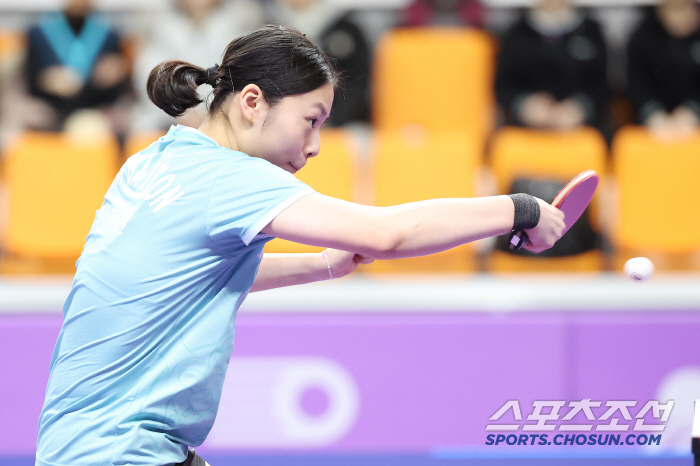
624;257;654;282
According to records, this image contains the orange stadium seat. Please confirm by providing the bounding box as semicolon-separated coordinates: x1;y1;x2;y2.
373;27;495;140
2;132;118;273
264;129;358;254
124;131;167;165
0;30;25;72
361;129;482;274
487;127;608;272
612;126;700;270
490;127;607;192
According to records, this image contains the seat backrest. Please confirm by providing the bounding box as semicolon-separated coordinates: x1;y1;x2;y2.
363;129;481;273
490;127;607;192
124;131;167;161
612;126;700;253
294;128;356;201
5;132;118;257
373;27;495;139
0;30;24;69
373;128;481;205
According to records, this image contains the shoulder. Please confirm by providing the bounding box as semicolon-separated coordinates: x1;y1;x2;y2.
571;16;605;47
148;9;189;39
501;15;536;46
506;15;532;36
27;25;45;46
28;13;57;40
157;127;301;183
629;9;663;44
216;153;300;185
579;15;603;34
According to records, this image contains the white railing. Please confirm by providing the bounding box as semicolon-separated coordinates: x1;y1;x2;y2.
2;273;700;313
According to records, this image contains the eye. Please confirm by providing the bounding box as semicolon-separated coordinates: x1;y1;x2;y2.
309;118;318;128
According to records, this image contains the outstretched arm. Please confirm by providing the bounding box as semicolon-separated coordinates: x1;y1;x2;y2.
250;249;374;292
262;193;564;259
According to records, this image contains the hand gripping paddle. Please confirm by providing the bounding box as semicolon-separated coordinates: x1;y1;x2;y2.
508;170;600;251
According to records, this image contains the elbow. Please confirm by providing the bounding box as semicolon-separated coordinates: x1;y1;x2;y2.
366;224;403;260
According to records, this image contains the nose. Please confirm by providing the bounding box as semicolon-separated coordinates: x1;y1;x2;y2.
304;130;321;159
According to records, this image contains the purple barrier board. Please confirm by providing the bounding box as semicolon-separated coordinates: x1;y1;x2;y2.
1;311;698;457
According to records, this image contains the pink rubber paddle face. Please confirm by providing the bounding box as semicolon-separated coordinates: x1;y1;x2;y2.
552;170;599;235
507;169;600;251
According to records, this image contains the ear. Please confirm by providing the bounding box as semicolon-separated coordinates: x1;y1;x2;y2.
239;84;268;123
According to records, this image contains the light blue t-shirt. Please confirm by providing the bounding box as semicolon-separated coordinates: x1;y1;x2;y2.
36;125;315;466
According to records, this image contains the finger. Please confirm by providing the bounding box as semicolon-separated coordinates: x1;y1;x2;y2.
546;203;564;216
523;243;540;253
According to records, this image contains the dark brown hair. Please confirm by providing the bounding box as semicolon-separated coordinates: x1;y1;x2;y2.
147;25;340;117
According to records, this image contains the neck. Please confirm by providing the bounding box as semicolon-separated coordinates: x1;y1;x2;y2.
198;113;239;151
188;11;209;27
64;12;87;34
528;6;580;37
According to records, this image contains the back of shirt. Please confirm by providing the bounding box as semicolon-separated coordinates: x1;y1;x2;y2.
36;125;314;466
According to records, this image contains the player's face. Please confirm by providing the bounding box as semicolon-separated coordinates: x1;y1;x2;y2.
256;83;334;174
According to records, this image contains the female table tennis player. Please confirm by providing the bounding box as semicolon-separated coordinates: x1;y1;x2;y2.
35;25;565;466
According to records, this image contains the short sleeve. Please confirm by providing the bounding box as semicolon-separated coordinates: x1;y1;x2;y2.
206;156;315;249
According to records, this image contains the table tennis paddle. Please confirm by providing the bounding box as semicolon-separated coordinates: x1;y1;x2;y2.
508;170;600;251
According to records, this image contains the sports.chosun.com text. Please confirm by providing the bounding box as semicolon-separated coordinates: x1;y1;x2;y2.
485;433;661;446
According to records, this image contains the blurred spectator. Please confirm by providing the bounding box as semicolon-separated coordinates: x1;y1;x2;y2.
494;0;606;258
266;0;371;126
399;0;485;28
0;31;27;149
131;0;264;131
24;0;130;135
628;0;700;138
495;0;609;133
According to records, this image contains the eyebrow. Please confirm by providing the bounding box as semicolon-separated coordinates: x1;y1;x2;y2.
313;103;329;117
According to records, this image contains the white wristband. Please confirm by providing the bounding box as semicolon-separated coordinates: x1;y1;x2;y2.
321;251;333;280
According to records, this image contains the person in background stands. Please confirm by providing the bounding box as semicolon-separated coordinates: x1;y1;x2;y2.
25;0;130;135
399;0;485;28
265;0;372;126
627;0;700;138
131;0;264;132
495;0;609;134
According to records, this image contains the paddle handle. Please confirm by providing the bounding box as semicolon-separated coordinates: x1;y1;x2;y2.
508;230;530;251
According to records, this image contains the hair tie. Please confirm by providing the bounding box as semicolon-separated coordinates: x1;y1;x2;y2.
205;64;220;86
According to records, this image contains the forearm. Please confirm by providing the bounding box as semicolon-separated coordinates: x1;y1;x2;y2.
250;252;330;292
377;195;515;259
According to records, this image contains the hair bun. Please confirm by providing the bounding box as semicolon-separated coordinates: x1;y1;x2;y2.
147;26;339;118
